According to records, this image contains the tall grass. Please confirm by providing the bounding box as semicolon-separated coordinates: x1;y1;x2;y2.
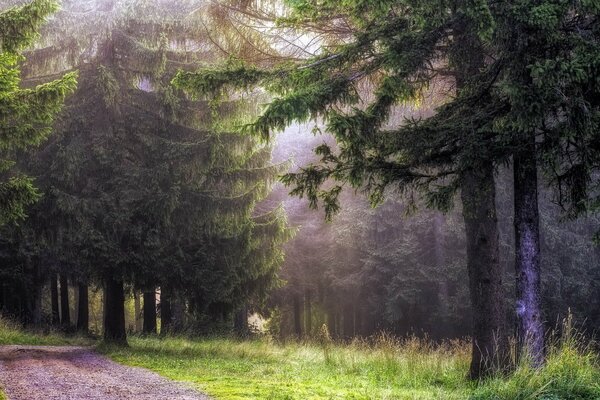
102;332;474;399
1;316;599;399
0;317;92;346
473;317;600;400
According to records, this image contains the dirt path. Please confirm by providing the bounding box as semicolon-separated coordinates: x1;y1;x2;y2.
0;345;211;400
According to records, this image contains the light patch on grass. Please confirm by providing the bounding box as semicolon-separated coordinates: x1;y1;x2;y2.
101;335;473;400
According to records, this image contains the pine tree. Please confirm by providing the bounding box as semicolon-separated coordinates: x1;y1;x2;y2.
0;0;76;225
174;0;600;375
172;0;511;377
8;0;290;342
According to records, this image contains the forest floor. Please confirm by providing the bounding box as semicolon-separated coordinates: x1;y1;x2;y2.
1;320;600;399
0;345;210;400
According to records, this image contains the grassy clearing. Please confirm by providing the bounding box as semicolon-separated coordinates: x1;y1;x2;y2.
1;318;599;399
100;332;600;400
101;335;473;400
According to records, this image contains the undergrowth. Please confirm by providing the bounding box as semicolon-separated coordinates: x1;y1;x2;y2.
1;317;598;399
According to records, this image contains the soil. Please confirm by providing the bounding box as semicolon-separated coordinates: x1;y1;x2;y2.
0;345;211;400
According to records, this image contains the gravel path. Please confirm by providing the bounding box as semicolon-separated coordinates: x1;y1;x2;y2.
0;345;211;400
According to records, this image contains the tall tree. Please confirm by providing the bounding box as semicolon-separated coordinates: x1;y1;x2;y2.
0;0;76;225
175;0;600;374
143;290;157;335
173;0;510;377
10;0;289;341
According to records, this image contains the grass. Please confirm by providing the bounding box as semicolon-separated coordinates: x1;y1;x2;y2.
100;336;470;399
100;334;473;400
1;317;599;399
0;318;94;346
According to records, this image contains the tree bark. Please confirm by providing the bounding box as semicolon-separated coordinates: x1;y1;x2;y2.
327;311;336;339
342;303;354;340
514;138;544;366
233;303;249;337
50;273;60;325
133;291;142;332
305;289;312;337
143;290;157;334
461;166;509;379
77;283;89;333
31;261;42;327
103;275;127;344
59;274;70;328
293;293;303;338
159;286;172;335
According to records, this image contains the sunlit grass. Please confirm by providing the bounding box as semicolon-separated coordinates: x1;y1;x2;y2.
100;330;600;400
471;323;600;400
100;333;474;399
1;317;599;399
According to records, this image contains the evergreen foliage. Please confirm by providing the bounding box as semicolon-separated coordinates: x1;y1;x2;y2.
0;0;290;339
0;0;76;225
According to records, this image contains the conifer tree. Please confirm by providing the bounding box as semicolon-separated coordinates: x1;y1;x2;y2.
173;0;600;376
0;0;76;225
7;0;290;342
173;0;510;378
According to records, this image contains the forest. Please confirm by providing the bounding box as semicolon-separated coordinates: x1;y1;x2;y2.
0;0;599;399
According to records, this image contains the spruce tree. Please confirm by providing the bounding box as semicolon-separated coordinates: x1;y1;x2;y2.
174;0;600;375
173;0;511;377
9;0;290;341
0;0;76;225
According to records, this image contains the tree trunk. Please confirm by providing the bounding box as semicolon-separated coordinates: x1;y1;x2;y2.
160;286;172;335
59;274;70;328
133;291;142;332
461;166;509;379
305;289;312;337
0;283;4;313
103;275;127;344
171;295;185;333
343;303;354;340
233;304;249;337
77;283;89;333
143;290;157;334
293;293;303;338
50;274;60;325
514;138;544;366
31;261;42;327
327;311;336;339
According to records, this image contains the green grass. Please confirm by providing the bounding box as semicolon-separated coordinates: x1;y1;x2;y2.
1;317;599;399
0;317;93;346
100;335;473;399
